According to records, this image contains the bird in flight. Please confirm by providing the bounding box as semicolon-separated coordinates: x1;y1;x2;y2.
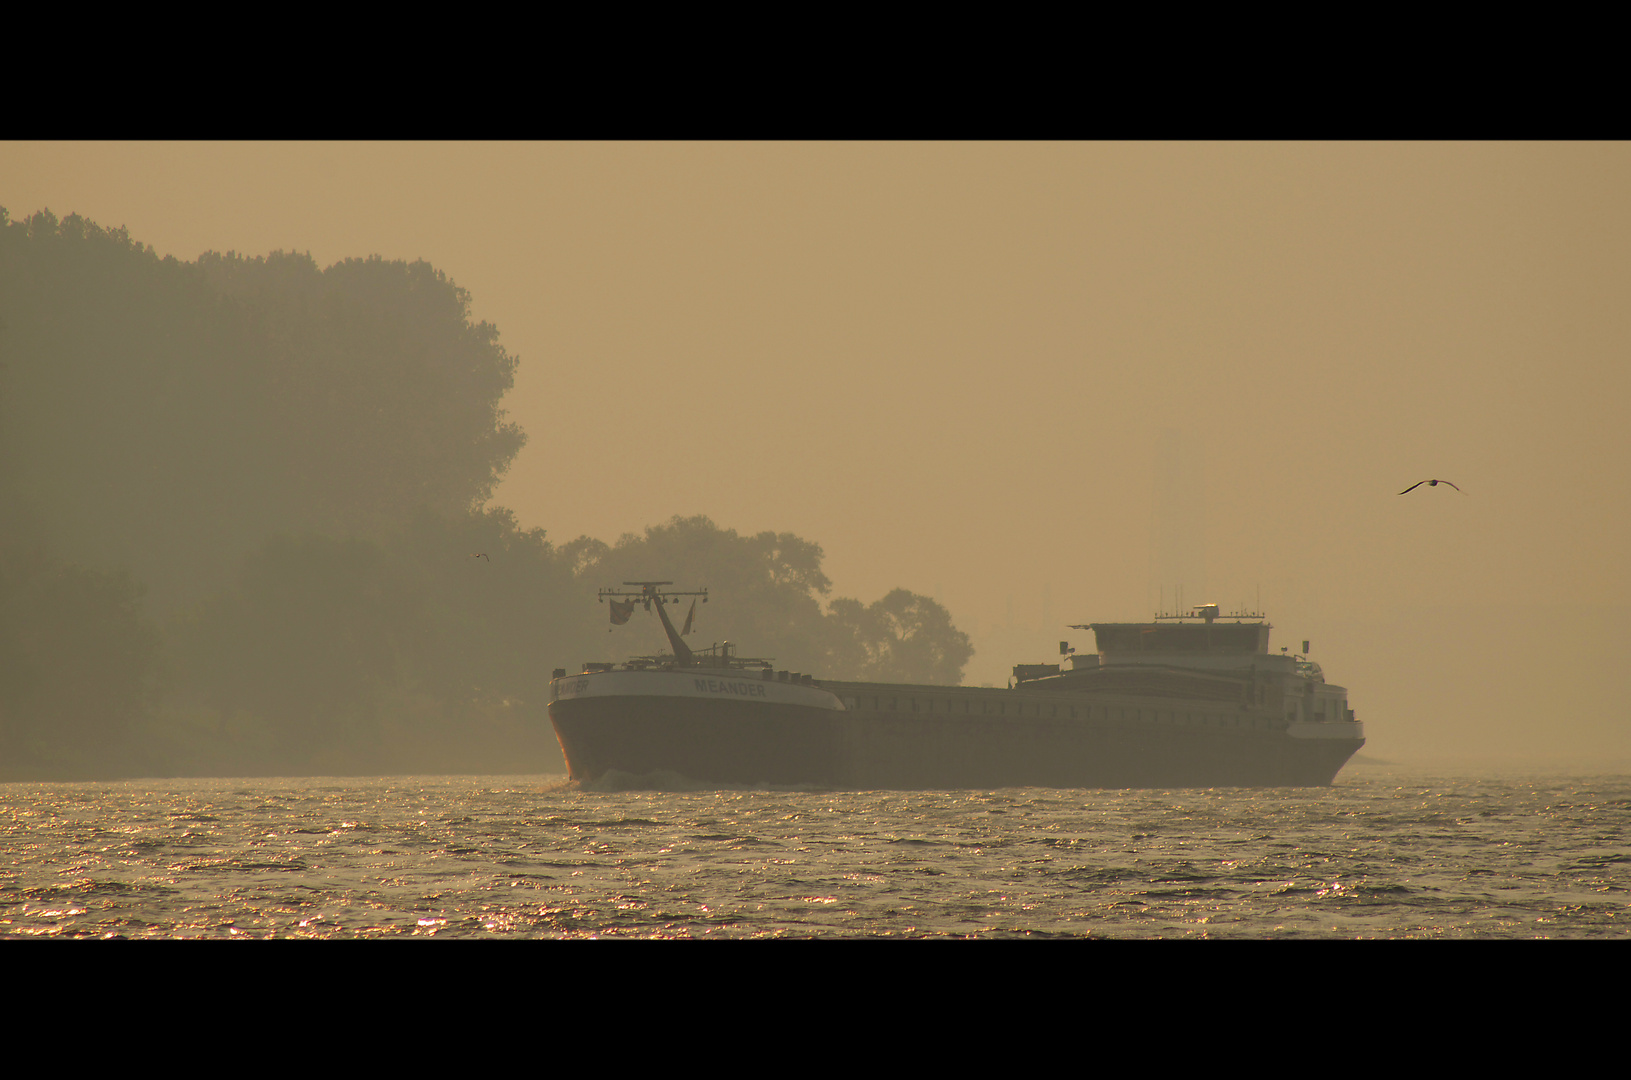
1399;479;1462;495
472;553;489;560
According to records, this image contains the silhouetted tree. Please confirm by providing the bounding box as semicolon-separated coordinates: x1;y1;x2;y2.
824;589;974;685
0;208;525;615
0;207;979;780
196;250;525;535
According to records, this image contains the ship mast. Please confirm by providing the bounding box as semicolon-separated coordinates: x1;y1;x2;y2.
599;581;709;666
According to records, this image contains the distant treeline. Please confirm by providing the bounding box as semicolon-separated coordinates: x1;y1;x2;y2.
0;208;971;781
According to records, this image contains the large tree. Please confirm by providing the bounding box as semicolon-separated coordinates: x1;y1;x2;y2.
195;249;525;533
0;207;542;776
0;208;525;613
0;208;979;780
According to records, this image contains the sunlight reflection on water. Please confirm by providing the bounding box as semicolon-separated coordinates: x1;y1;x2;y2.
2;764;1628;938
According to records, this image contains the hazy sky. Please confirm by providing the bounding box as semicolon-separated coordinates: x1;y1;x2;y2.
4;141;1628;766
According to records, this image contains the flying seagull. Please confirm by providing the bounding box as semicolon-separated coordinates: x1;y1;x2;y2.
1399;479;1462;495
472;553;489;560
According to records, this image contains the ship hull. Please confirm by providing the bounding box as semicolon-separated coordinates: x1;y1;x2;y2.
830;710;1361;789
824;679;1364;789
549;668;850;787
548;671;1364;790
551;694;848;786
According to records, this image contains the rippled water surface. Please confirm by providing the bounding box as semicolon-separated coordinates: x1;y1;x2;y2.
4;761;1628;938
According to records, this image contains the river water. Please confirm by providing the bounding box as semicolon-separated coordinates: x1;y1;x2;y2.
4;759;1627;938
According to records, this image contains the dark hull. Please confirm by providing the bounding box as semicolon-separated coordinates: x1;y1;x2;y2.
550;695;848;787
549;692;1363;790
834;709;1360;789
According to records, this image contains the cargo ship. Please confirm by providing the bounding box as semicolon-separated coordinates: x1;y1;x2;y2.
547;584;1364;790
